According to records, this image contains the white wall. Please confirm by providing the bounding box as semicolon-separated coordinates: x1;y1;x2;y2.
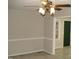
8;8;44;39
8;8;55;56
43;15;55;54
8;38;44;56
8;0;71;57
8;7;71;56
44;15;54;38
8;8;44;56
55;7;71;17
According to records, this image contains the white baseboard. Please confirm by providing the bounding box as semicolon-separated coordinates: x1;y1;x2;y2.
8;49;55;57
44;50;55;55
8;37;44;56
8;37;55;56
55;46;63;49
9;49;44;56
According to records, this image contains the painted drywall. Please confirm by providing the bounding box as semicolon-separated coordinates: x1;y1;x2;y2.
8;8;44;39
43;14;55;54
8;7;71;56
55;7;71;17
8;8;55;55
8;38;44;56
8;8;45;56
8;0;71;56
44;15;54;38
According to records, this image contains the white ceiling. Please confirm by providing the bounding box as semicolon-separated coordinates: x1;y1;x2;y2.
8;0;71;9
8;0;40;8
8;0;71;17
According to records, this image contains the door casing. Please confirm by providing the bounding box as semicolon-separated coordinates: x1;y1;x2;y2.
55;17;71;49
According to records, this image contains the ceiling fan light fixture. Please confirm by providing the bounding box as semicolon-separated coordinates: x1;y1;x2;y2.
50;7;55;15
41;1;47;6
39;8;45;15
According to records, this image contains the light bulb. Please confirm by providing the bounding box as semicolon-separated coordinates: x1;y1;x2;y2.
41;1;47;5
39;8;45;15
50;8;55;15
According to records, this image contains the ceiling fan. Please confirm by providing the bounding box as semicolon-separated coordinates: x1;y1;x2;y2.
38;0;71;16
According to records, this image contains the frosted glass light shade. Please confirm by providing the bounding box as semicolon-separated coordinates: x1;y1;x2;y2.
41;1;47;5
39;8;45;15
50;8;55;15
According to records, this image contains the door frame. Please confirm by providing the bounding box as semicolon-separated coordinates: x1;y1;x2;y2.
55;17;71;49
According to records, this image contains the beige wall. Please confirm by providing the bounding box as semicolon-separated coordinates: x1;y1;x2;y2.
44;15;54;38
8;8;55;55
8;8;44;56
43;14;55;54
55;7;71;17
8;8;55;56
8;38;44;56
8;7;70;56
8;8;44;39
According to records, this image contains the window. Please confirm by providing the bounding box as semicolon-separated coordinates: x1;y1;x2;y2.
56;21;59;39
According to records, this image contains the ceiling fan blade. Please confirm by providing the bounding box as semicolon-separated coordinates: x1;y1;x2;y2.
55;4;71;7
54;7;62;11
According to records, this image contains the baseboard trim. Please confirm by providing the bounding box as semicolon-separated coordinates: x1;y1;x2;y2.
8;49;55;57
8;49;44;57
44;50;54;55
55;46;63;49
8;37;55;57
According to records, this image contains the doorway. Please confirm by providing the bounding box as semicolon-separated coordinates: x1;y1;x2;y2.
64;21;71;46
